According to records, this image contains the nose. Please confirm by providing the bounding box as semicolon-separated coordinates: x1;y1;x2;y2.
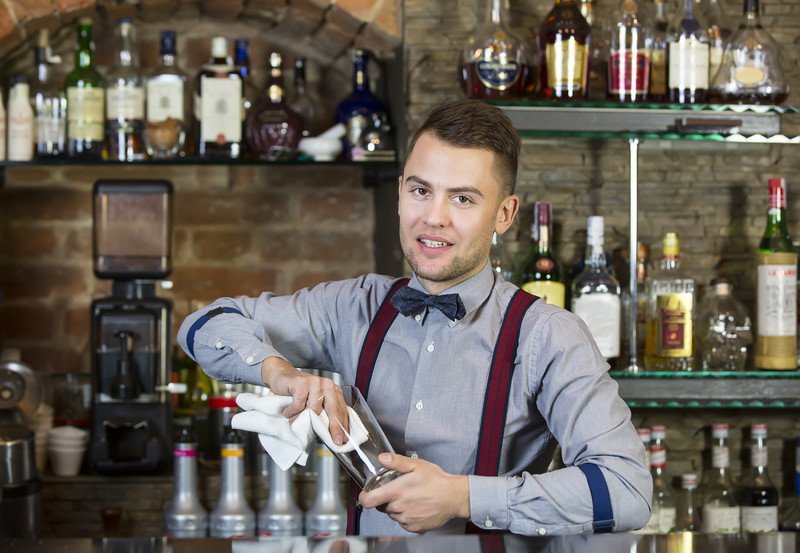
423;196;449;228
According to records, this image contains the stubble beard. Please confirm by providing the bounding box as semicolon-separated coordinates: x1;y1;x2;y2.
400;234;491;285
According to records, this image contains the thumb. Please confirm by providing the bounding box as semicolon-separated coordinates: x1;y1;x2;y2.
379;452;417;474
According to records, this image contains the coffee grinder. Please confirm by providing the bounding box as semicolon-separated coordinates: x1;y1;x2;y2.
89;180;173;474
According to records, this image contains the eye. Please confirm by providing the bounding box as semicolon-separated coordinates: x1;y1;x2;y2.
454;195;473;205
412;187;429;197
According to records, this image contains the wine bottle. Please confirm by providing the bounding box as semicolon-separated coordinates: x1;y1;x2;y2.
539;0;592;99
740;423;779;533
701;423;740;533
667;0;710;104
755;178;797;370
518;202;565;308
66;18;105;159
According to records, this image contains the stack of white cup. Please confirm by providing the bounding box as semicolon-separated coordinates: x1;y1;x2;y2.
47;425;89;476
30;403;54;473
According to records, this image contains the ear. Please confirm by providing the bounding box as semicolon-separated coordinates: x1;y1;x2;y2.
495;194;519;235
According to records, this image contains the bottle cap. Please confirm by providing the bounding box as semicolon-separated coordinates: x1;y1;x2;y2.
752;423;768;438
712;423;729;438
235;37;248;50
78;16;93;26
587;216;604;246
651;425;666;439
710;278;731;297
268;51;283;69
637;241;650;261
637;428;651;443
768;178;787;209
160;30;177;54
681;473;698;489
662;232;679;257
211;36;228;59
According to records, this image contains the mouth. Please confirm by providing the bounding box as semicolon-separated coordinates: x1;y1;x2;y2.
418;238;453;249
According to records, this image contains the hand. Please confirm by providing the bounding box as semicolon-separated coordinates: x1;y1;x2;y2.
260;356;349;446
358;453;470;533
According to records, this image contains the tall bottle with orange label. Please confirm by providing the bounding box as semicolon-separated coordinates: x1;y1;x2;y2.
518;202;566;308
209;427;256;538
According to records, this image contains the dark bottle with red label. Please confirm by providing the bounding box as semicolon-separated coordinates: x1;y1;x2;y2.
517;202;565;308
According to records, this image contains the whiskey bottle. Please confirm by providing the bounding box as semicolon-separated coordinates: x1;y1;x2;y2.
644;232;695;371
571;216;622;360
698;278;752;371
145;30;188;159
7;77;34;161
740;423;779;533
245;52;303;160
66;18;105;159
105;19;145;161
703;0;733;84
755;178;797;370
701;423;740;533
711;0;788;104
290;57;326;137
667;0;710;104
31;29;66;158
518;202;565;308
539;0;591;99
461;0;531;99
607;0;653;103
195;37;242;159
649;0;670;101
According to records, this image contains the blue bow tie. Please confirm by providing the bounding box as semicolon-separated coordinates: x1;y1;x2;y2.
390;285;467;321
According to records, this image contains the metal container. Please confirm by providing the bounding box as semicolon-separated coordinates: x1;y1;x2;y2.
258;455;303;537
209;428;255;538
0;424;41;537
163;426;208;538
304;442;346;537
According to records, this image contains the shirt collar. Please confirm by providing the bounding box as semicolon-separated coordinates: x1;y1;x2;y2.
407;262;496;326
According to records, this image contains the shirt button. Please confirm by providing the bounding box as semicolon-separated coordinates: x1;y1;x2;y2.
538;528;547;535
415;314;421;321
484;518;494;528
409;451;419;459
246;355;254;363
426;343;434;352
216;340;223;349
415;401;423;411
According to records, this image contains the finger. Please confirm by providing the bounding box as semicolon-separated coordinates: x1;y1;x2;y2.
378;453;418;474
282;381;310;419
325;384;349;446
307;379;326;415
358;487;395;510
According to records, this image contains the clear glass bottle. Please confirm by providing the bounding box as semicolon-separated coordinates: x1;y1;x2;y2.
779;437;800;531
518;202;566;308
644;232;696;371
740;423;779;533
667;0;710;104
461;0;531;99
66;17;105;159
607;0;653;102
145;30;188;159
539;0;592;99
31;29;66;158
676;473;700;531
290;57;326;137
649;0;670;102
701;423;740;533
638;427;652;468
195;37;242;159
490;231;515;282
702;0;734;84
698;278;752;371
105;18;145;161
647;425;676;533
571;216;622;361
245;52;304;160
711;0;788;104
7;77;34;161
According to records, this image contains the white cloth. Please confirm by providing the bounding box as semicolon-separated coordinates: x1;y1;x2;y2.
231;391;370;471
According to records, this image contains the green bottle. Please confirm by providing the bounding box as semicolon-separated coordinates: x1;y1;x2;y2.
758;177;794;253
517;202;565;307
66;18;105;158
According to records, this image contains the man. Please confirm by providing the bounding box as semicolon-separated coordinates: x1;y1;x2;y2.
178;98;652;536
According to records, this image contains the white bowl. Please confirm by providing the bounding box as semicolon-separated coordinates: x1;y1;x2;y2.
298;137;343;161
48;445;85;476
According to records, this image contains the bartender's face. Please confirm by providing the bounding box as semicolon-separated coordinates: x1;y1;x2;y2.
399;132;518;295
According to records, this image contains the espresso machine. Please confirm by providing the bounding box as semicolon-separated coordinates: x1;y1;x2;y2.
89;180;173;474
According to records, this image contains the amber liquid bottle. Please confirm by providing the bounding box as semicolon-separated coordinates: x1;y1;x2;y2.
539;0;592;100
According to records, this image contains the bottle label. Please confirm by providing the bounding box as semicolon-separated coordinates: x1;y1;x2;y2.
651;446;666;466
522;280;565;308
221;447;244;458
200;77;242;144
67;87;104;141
709;45;724;81
572;294;621;358
175;448;197;457
656;293;693;357
741;506;778;532
702;505;740;533
757;256;797;337
106;85;145;120
546;39;587;93
650;48;667;95
751;446;768;468
8;97;34;161
734;65;768;87
608;50;650;95
712;445;730;468
668;38;709;90
476;59;521;91
641;505;676;533
35;101;66;148
147;80;184;122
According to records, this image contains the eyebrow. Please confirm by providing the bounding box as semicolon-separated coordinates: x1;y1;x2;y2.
404;175;485;198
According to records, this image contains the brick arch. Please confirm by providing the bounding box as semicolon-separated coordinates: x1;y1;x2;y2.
0;0;401;62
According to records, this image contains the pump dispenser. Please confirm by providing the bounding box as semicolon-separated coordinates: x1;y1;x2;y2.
163;425;208;537
209;427;256;537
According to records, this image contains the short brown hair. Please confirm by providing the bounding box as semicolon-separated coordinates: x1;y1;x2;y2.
405;98;521;197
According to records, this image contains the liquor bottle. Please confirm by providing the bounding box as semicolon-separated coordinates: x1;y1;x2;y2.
701;423;740;533
644;232;695;371
539;0;592;99
233;38;256;134
571;216;622;360
290;57;326;137
335;49;390;160
7;77;34;161
607;0;653;103
461;0;531;99
667;0;710;104
163;425;208;538
622;242;651;367
580;0;594;25
258;455;303;536
638;427;652;468
740;423;779;533
779;437;800;531
755;178;797;370
518;202;565;308
698;278;752;371
490;231;515;282
245;52;304;160
711;0;788;104
703;0;733;84
145;30;188;159
650;0;670;102
304;442;346;537
675;473;699;531
195;36;242;159
646;425;676;533
66;18;105;159
31;29;66;158
209;427;256;538
105;19;145;161
0;91;5;160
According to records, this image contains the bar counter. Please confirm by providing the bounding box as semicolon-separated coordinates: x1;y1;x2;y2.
2;533;798;553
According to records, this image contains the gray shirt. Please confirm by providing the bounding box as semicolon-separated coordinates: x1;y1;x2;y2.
177;262;652;537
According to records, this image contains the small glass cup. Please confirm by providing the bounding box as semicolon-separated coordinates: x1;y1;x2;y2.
328;386;401;492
